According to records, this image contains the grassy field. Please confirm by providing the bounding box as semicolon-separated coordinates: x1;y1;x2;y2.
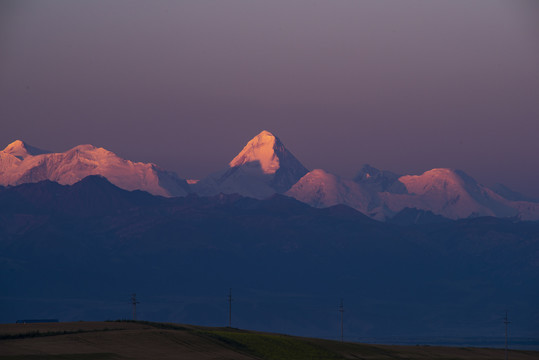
0;321;537;360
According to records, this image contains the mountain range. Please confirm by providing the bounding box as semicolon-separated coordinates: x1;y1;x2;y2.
1;176;538;341
0;140;190;197
1;131;538;221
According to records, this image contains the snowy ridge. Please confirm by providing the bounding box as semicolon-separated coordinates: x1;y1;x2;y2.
384;168;531;219
2;134;538;221
0;140;190;197
288;165;539;221
375;167;539;220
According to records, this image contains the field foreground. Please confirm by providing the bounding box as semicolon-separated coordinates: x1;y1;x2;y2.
0;321;537;360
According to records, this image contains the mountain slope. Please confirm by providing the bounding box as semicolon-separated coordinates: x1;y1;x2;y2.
193;131;308;198
381;168;536;220
1;179;538;341
2;321;538;359
285;169;383;219
2;139;50;159
354;165;539;221
0;140;191;197
490;183;539;203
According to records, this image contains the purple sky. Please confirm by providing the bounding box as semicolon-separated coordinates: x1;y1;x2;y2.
1;1;539;196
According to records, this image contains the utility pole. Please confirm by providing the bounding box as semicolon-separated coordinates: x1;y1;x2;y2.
339;298;344;343
228;288;233;328
131;293;140;321
504;311;510;360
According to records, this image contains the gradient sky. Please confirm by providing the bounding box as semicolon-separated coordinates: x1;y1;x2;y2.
1;1;539;196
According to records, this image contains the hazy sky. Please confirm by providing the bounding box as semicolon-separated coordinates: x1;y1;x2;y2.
1;1;539;196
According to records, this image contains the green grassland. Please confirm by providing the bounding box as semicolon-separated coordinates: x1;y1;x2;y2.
0;321;537;360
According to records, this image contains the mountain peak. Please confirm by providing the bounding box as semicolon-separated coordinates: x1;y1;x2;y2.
0;141;190;197
2;140;50;159
229;130;282;174
399;168;476;194
3;139;25;151
410;168;478;188
256;130;275;138
194;130;308;197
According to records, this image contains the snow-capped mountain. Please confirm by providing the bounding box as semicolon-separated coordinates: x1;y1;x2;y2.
2;139;50;159
288;163;539;221
362;166;539;220
192;130;308;199
0;140;190;197
286;169;383;219
3;135;538;221
379;168;520;219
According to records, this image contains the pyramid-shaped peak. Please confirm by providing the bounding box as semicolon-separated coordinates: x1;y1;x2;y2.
2;139;50;158
3;140;29;153
257;130;277;138
229;130;285;174
195;130;308;197
244;130;281;148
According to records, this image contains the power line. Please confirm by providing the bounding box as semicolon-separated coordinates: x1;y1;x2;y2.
504;310;511;360
228;288;233;328
339;298;344;343
130;293;140;321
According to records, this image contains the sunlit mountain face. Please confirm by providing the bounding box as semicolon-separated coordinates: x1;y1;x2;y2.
0;140;190;197
376;168;535;220
229;130;285;175
285;169;381;219
1;132;538;221
192;130;309;199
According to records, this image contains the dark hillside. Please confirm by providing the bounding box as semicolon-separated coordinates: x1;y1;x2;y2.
0;178;538;344
1;321;538;360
